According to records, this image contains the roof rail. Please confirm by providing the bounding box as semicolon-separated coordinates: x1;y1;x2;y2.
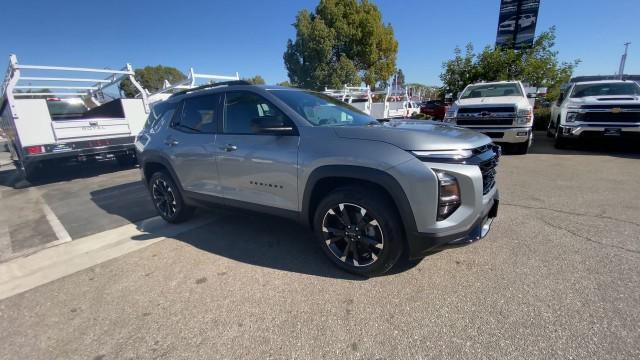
169;80;251;98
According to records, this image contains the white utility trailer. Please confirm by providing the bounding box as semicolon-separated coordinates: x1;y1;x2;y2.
324;84;419;120
323;85;373;115
0;54;150;181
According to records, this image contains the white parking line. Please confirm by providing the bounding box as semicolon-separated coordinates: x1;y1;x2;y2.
26;187;72;244
0;215;211;300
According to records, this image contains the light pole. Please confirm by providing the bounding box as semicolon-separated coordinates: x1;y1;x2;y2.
618;42;630;79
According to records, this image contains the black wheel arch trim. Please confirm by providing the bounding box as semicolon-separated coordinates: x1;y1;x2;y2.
139;152;185;192
301;165;418;237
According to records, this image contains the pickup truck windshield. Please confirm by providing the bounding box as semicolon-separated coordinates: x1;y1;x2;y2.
570;82;640;98
268;89;375;126
461;84;523;99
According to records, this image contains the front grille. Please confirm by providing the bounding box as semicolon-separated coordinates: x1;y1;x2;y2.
577;112;640;123
476;144;500;195
456;118;513;126
457;106;516;114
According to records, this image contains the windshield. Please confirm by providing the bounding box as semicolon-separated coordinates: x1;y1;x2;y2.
570;82;640;98
268;89;376;126
461;83;523;99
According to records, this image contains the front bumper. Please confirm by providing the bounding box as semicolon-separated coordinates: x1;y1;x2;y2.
558;124;640;138
406;189;499;259
457;126;532;143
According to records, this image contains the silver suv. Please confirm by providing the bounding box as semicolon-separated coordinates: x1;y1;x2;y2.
136;81;500;276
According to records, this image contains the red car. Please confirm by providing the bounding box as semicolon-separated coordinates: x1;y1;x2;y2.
420;100;449;120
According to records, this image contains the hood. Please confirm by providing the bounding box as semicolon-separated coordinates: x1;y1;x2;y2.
455;96;526;107
333;121;491;151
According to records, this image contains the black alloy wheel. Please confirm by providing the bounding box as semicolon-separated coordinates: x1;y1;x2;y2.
149;172;194;223
314;187;403;276
321;203;384;267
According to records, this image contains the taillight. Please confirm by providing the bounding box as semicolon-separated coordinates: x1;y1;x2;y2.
26;146;45;155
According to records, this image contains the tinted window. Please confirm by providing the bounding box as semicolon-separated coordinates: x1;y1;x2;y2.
224;91;289;134
268;89;375;127
174;95;219;133
145;101;177;132
570;82;640;98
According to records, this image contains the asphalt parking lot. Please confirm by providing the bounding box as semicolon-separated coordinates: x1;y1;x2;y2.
0;133;639;359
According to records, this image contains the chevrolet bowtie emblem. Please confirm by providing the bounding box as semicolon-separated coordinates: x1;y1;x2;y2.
611;107;623;114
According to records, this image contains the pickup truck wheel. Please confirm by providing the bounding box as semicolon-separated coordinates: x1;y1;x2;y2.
554;125;568;149
313;187;403;277
149;171;194;223
512;141;529;155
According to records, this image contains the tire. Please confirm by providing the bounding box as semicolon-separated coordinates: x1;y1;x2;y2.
313;186;404;277
116;153;137;167
512;140;530;155
554;123;568;149
148;171;194;223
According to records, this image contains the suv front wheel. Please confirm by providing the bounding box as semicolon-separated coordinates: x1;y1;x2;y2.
149;171;194;223
313;187;404;276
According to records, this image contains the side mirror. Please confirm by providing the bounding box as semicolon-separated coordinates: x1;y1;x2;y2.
252;116;294;135
456;92;462;100
556;92;565;105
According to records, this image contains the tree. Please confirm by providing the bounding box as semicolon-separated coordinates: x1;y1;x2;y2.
276;80;294;87
244;75;266;85
406;83;441;100
392;69;405;88
284;0;398;90
440;27;579;101
119;65;186;97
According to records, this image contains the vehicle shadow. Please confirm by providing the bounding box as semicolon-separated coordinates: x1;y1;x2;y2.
0;159;137;189
90;185;368;280
528;131;640;158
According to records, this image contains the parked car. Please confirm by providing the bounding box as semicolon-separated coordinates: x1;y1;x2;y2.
548;80;640;147
136;81;500;276
420;100;449;120
444;81;534;154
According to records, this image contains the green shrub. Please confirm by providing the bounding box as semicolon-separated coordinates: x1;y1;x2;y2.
533;108;551;131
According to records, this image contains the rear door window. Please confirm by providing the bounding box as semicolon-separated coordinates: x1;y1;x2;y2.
172;94;220;133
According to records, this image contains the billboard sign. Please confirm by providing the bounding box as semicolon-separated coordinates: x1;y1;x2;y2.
496;0;541;49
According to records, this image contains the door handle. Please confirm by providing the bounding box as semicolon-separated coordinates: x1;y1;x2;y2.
164;138;179;146
220;144;238;152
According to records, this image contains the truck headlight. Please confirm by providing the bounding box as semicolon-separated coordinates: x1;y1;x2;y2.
436;171;460;221
443;109;457;123
566;112;577;123
516;108;533;125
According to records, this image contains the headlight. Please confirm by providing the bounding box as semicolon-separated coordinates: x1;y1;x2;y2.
444;109;457;123
412;149;473;161
566;112;577;123
516;108;533;125
436;171;460;221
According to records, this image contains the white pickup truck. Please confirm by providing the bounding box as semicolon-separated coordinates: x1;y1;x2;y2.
547;80;640;148
0;54;152;182
444;81;534;154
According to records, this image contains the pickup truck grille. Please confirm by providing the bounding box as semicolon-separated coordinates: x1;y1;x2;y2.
456;106;516;126
457;118;513;126
577;112;640;123
474;144;500;195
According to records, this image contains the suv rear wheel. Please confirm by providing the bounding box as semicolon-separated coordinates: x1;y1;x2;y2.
149;171;194;223
313;187;403;276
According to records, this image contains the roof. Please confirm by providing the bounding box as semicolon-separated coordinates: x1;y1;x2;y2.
570;79;639;85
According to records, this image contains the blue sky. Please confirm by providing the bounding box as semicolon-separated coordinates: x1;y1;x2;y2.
2;0;638;86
